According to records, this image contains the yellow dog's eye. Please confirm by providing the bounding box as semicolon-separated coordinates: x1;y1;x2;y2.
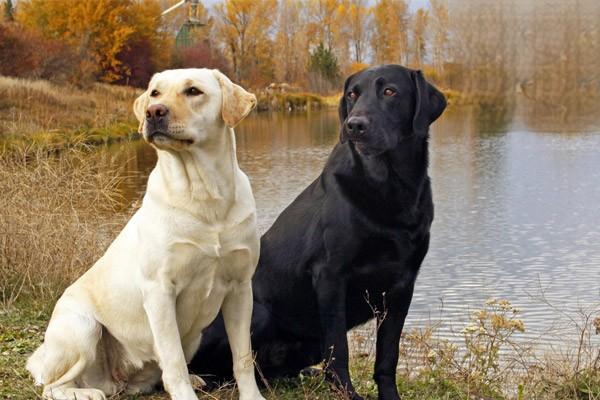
150;89;160;97
185;87;203;96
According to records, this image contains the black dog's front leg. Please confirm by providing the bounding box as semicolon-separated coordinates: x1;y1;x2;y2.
314;272;363;400
373;283;415;400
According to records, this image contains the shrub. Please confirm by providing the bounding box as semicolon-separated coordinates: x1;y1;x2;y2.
0;22;80;84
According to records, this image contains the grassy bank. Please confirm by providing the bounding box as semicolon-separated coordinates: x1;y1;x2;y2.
256;91;327;112
0;76;462;152
255;88;460;113
0;76;335;150
0;147;599;399
0;76;140;151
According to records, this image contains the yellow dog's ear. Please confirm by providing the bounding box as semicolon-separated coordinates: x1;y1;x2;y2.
213;69;257;128
133;90;149;134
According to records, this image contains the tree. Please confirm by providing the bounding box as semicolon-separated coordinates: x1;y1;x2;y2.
411;8;428;68
16;0;169;84
308;42;340;93
274;0;309;83
116;0;172;87
371;0;409;65
305;0;340;52
304;0;352;72
214;0;277;85
429;0;449;76
347;0;370;64
3;0;14;22
172;41;229;73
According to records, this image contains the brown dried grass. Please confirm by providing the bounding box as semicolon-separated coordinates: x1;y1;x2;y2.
0;145;129;309
0;76;139;148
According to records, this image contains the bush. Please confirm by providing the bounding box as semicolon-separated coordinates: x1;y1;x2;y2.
0;22;81;84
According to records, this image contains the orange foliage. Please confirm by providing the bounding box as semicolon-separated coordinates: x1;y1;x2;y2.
371;0;409;65
349;62;370;75
214;0;277;86
16;0;169;84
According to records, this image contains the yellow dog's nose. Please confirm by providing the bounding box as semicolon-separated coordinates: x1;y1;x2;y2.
146;104;169;121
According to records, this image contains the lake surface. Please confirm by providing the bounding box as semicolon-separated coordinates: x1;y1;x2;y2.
105;106;600;350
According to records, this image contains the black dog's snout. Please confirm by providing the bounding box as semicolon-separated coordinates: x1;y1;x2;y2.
146;104;169;123
345;116;369;136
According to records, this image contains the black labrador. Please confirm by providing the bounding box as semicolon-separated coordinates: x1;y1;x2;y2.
190;65;446;400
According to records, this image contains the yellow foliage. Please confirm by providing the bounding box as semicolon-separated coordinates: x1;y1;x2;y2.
16;0;168;83
371;0;409;64
215;0;277;85
349;62;369;74
274;0;308;84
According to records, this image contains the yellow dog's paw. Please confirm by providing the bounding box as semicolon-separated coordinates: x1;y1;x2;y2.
43;387;107;400
189;374;207;391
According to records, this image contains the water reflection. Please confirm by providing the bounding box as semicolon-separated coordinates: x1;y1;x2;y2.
104;108;600;348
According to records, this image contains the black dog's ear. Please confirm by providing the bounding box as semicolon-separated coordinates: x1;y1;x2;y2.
412;70;447;135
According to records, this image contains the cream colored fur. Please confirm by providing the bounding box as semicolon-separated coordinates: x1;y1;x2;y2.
26;69;264;400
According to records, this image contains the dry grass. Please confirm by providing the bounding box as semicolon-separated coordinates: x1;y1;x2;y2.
0;145;131;309
0;76;140;149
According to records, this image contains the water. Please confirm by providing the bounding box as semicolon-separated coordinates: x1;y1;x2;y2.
105;106;600;349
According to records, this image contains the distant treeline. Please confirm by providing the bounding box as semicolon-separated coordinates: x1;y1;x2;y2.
1;0;600;127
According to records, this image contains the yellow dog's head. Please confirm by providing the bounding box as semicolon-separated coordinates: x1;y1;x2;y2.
133;69;256;151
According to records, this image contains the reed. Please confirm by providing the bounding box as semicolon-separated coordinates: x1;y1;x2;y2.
0;145;130;309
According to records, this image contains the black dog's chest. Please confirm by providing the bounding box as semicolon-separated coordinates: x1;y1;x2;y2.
343;229;428;328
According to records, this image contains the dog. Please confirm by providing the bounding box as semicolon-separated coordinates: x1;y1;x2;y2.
190;65;447;400
26;68;265;400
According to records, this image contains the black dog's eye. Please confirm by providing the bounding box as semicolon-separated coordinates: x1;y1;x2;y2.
150;89;160;97
383;88;396;97
347;91;358;101
185;87;203;96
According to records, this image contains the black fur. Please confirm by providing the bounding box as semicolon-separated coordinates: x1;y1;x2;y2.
190;65;447;400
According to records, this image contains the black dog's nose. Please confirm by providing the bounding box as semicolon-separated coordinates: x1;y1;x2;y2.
346;116;369;136
146;104;169;121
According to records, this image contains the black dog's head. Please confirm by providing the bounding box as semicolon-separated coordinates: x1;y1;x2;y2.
338;64;446;156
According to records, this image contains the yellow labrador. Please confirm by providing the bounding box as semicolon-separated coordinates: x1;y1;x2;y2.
27;69;265;400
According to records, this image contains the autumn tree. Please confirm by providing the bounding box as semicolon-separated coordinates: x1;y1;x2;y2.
302;0;350;72
305;0;340;53
429;0;449;77
411;8;428;68
347;0;370;64
214;0;277;86
448;0;517;97
173;41;230;74
116;0;172;87
3;0;13;22
274;0;309;84
16;0;169;84
371;0;409;65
